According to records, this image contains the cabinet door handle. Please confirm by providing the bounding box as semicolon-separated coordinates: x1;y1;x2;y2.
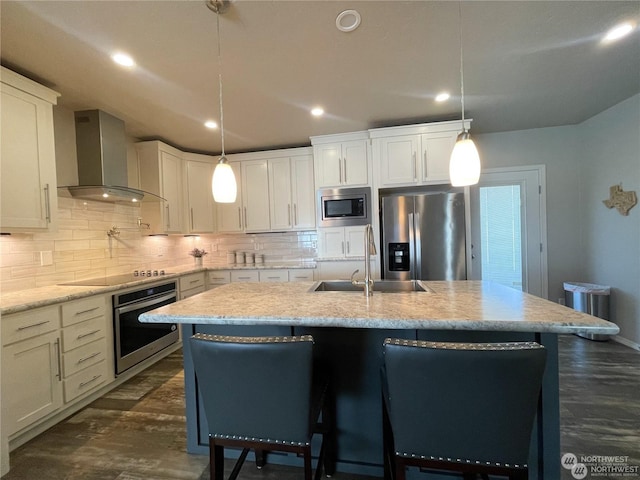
243;207;248;229
165;205;171;230
346;241;350;254
43;183;51;223
54;338;62;381
190;207;194;230
343;158;347;184
293;204;298;226
78;351;100;364
423;150;428;179
75;307;99;316
413;152;417;180
237;207;242;229
79;374;103;388
17;320;49;331
338;158;343;184
341;241;345;254
288;204;291;226
77;329;101;340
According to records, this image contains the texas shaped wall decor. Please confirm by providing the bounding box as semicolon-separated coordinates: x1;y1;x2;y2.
603;184;637;216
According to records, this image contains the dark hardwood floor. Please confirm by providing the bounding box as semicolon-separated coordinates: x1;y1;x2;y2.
3;335;639;479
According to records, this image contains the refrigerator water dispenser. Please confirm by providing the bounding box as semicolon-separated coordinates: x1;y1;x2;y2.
388;243;410;271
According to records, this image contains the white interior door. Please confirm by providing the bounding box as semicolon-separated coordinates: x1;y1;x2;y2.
469;166;548;298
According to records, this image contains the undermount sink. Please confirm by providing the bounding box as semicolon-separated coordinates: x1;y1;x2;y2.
309;280;432;293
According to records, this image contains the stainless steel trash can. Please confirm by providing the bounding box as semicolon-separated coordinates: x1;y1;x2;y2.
564;282;611;341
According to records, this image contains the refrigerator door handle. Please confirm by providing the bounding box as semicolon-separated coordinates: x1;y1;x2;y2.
408;212;416;280
414;212;422;280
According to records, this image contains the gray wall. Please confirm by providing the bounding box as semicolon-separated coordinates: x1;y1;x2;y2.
579;94;640;345
475;94;639;346
475;125;584;303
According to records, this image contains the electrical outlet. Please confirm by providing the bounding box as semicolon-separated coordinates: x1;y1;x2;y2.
40;251;53;266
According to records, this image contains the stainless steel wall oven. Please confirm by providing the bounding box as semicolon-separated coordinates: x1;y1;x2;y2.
113;281;179;375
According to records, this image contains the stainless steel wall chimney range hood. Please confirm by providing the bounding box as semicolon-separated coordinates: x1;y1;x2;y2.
58;110;164;203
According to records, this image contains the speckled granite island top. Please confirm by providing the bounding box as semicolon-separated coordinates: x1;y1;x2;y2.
140;280;618;335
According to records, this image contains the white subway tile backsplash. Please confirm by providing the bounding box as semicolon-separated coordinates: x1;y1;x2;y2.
0;200;317;293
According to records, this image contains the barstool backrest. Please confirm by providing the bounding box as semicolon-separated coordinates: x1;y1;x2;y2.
383;339;547;467
190;334;314;445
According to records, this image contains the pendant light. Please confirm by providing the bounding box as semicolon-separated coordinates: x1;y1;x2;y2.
208;0;237;203
449;2;481;187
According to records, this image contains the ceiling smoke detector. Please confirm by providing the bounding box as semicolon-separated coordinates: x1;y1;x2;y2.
336;10;361;33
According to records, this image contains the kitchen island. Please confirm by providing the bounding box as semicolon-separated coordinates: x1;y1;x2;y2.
140;280;618;479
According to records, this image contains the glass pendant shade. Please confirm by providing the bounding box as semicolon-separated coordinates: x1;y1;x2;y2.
449;132;481;187
211;158;237;203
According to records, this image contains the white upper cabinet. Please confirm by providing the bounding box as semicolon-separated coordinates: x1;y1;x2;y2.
216;162;243;233
268;157;293;231
290;155;316;230
370;120;470;187
1;67;59;232
242;160;271;232
269;153;316;231
184;153;216;234
217;147;314;233
217;157;269;233
137;141;184;234
311;132;369;188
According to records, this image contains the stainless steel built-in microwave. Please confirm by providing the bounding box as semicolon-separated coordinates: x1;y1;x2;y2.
317;187;371;227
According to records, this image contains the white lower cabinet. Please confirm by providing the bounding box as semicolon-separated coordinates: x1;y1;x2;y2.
259;270;289;282
1;296;111;438
60;296;109;405
231;270;260;283
1;306;62;436
288;270;314;282
207;270;232;290
318;226;365;259
179;273;206;299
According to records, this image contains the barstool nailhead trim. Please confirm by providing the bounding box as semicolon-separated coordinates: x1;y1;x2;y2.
212;433;309;447
394;451;527;469
193;333;314;344
383;338;544;351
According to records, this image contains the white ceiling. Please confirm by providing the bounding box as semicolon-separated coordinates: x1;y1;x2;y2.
1;1;639;155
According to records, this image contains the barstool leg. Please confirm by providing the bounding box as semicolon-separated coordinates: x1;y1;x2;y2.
395;460;406;480
255;449;266;469
303;445;313;480
209;441;224;480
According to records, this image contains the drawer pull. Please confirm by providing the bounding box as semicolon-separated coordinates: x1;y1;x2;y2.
17;320;49;331
237;276;251;280
78;352;101;364
77;329;101;340
190;279;200;284
267;276;280;279
79;374;102;388
75;307;99;316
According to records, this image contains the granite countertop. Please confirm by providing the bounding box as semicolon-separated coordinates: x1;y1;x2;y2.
139;280;619;335
0;263;316;315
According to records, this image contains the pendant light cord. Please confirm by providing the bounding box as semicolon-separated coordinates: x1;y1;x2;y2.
216;9;226;158
459;1;466;132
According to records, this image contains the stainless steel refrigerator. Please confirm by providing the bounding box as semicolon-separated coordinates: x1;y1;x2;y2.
381;192;466;281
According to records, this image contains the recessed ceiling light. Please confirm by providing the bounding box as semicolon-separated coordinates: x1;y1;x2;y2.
336;10;361;33
311;107;324;117
111;52;135;67
603;22;634;43
435;92;450;102
204;120;218;129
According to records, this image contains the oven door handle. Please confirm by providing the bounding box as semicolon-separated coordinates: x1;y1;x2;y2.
115;292;176;316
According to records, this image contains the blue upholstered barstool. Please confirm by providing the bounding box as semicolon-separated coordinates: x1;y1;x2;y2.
189;333;335;480
381;339;547;480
